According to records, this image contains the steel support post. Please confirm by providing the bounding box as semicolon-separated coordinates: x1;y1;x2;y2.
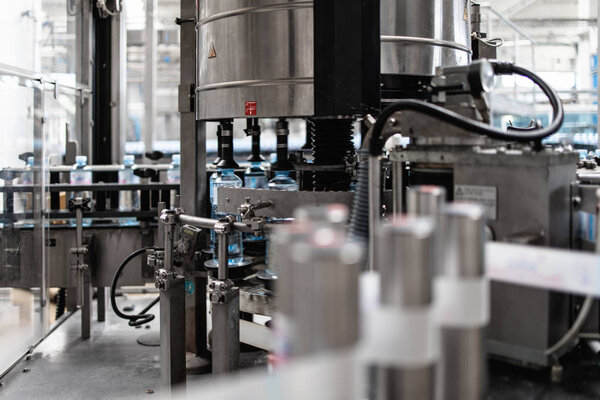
158;210;187;389
97;286;106;322
160;276;186;389
209;227;240;373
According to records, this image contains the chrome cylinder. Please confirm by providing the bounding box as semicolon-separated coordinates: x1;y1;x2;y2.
276;222;362;357
406;185;446;217
437;202;487;400
375;216;436;400
381;0;471;76
378;216;434;308
196;0;314;119
441;202;485;278
407;185;446;276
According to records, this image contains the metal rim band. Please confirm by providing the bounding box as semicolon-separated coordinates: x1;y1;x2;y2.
197;1;313;27
381;35;472;54
196;77;313;93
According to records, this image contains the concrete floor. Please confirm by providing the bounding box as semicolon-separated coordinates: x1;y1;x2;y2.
0;294;161;400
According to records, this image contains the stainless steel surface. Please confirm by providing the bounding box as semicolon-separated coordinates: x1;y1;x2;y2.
439;327;486;400
211;288;240;373
281;237;362;356
381;0;471;76
378;216;435;307
159;276;186;389
217;233;228;280
239;283;274;316
216;187;355;217
196;0;314;119
438;203;486;400
144;0;157;153
406;185;446;217
441;203;485;278
376;366;435;400
368;156;381;271
392;161;403;215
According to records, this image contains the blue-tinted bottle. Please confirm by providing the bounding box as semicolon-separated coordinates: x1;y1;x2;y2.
118;154;139;225
70;155;93;226
268;171;298;191
245;162;268;189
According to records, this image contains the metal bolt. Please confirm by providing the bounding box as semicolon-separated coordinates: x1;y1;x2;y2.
208;282;215;289
219;283;227;292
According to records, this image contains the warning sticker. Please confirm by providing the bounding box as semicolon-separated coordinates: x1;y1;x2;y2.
454;185;497;220
245;101;257;116
208;42;216;58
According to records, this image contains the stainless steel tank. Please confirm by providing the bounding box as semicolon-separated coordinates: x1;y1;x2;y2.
381;0;471;76
196;0;314;120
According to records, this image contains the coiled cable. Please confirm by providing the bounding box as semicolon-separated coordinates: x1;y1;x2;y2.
110;247;160;327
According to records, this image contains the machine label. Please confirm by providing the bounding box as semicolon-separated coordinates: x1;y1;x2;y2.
454;185;497;220
245;101;257;116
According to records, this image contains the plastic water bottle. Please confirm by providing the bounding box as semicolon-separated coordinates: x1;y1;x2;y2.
15;156;34;226
167;154;180;206
70;155;93;226
244;162;268;189
268;171;299;191
118;155;139;225
212;169;244;265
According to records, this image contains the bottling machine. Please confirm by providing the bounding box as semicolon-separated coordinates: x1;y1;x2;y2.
2;0;600;399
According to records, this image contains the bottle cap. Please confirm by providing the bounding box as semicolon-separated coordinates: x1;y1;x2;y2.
75;155;87;166
123;154;135;166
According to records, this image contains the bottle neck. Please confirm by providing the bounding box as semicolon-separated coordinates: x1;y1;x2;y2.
219;168;235;175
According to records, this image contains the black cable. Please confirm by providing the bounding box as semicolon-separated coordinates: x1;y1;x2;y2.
110;247;160;327
368;61;564;156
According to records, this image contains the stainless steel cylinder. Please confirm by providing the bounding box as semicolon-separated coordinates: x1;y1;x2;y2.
375;216;436;400
196;0;314;119
293;204;349;230
437;202;487;400
378;216;435;308
406;185;446;217
381;0;471;76
441;202;485;277
279;232;362;357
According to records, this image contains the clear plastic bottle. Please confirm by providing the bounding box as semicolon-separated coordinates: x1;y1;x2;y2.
15;156;34;226
118;154;140;225
212;169;244;265
70;155;93;226
244;162;268;189
268;170;299;191
167;154;180;206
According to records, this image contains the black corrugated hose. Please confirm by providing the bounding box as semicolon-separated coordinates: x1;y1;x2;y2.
347;149;370;244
